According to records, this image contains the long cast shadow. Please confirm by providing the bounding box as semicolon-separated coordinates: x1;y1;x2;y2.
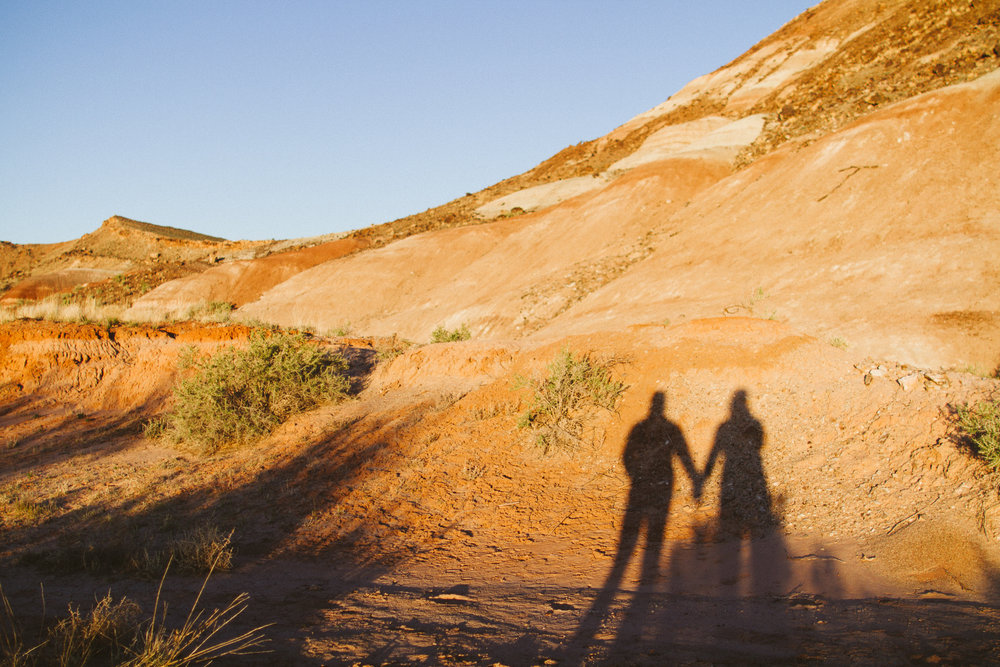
0;338;417;661
703;389;788;594
662;388;792;661
566;390;697;664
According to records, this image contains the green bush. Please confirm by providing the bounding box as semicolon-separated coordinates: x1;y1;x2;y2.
956;398;1000;468
517;348;626;453
430;323;471;343
163;332;349;452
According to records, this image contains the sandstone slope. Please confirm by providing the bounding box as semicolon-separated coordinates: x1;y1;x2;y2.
124;235;370;317
1;215;243;304
118;0;1000;372
545;69;1000;369
236;69;1000;370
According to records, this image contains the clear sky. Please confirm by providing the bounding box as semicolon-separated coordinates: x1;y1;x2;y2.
1;1;816;244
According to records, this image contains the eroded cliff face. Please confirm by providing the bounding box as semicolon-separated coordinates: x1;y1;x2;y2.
0;323;254;473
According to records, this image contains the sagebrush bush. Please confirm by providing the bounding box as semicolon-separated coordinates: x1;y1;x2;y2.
163;332;349;452
956;398;1000;468
517;348;626;453
430;323;471;343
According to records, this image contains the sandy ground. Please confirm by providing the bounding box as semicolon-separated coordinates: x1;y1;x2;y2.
4;544;999;665
1;320;999;664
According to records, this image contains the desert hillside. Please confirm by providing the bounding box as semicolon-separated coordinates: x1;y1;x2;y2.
116;0;999;372
2;0;1000;664
0;215;352;309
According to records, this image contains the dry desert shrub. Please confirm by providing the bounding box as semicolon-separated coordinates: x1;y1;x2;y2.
157;332;349;453
517;348;627;453
430;323;471;343
956;397;1000;469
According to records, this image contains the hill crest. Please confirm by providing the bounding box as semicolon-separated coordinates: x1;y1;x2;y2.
99;215;227;243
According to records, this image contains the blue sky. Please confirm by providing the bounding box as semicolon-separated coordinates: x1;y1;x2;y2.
0;1;816;244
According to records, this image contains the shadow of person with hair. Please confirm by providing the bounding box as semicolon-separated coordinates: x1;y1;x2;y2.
565;390;698;664
702;389;789;613
705;390;779;540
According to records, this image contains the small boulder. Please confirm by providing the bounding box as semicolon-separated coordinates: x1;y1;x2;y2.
897;373;922;391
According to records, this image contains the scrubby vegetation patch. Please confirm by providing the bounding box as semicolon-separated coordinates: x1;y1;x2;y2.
0;564;268;666
956;397;1000;469
158;332;349;453
517;348;626;453
430;323;471;343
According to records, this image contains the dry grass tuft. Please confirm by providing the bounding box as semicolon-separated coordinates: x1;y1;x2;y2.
127;558;269;666
0;297;126;325
135;526;234;576
0;557;269;666
49;593;141;666
182;301;233;323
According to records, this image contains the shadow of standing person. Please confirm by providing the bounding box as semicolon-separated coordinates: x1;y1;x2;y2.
703;389;787;595
566;391;698;664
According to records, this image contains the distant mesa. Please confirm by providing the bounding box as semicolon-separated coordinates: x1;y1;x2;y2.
0;214;237;305
100;215;228;243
